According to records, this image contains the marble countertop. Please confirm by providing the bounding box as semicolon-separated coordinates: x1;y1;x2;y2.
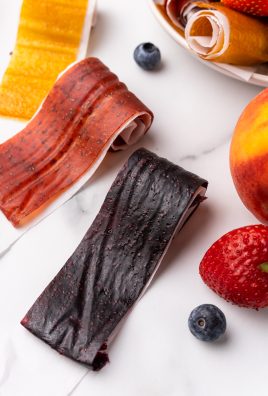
0;1;266;395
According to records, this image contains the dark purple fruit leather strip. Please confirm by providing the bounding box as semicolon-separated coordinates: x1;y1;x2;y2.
21;148;208;371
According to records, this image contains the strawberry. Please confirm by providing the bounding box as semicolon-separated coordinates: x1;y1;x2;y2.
221;0;268;17
199;225;268;309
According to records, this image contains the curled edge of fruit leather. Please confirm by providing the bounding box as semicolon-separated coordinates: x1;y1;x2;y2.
0;57;153;227
156;0;212;30
21;148;208;371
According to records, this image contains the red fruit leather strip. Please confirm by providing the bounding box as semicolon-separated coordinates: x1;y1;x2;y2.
0;58;153;226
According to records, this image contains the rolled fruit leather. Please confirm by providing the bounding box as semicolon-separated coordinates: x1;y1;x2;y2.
156;0;215;34
163;0;212;30
161;0;268;65
0;57;153;227
21;148;208;371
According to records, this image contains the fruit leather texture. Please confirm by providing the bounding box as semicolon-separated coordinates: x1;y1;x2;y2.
164;0;211;28
0;0;92;120
21;148;208;371
160;0;217;30
162;0;268;65
0;57;153;227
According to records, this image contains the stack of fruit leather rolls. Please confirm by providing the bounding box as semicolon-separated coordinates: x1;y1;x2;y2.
161;0;268;65
21;148;208;371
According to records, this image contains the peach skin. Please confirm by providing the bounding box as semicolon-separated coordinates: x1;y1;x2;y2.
230;88;268;224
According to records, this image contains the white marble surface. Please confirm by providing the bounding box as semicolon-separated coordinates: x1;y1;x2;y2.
0;1;267;395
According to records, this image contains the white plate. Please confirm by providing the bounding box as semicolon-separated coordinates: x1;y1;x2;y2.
148;0;268;87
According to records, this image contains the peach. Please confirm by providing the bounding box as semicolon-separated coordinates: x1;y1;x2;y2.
230;88;268;224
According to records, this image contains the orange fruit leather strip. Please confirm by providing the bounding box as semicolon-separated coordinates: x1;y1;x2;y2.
0;58;153;227
192;2;268;65
0;0;88;120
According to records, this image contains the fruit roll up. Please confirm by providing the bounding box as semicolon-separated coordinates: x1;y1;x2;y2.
0;57;153;227
162;0;268;65
162;0;212;30
155;0;216;35
0;0;96;120
185;2;268;65
21;148;208;371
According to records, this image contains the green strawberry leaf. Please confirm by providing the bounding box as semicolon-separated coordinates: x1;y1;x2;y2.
259;263;268;273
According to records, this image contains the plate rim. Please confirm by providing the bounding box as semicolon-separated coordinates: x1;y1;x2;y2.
148;0;268;87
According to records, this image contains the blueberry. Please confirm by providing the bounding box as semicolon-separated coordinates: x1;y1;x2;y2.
188;304;226;342
134;43;161;71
